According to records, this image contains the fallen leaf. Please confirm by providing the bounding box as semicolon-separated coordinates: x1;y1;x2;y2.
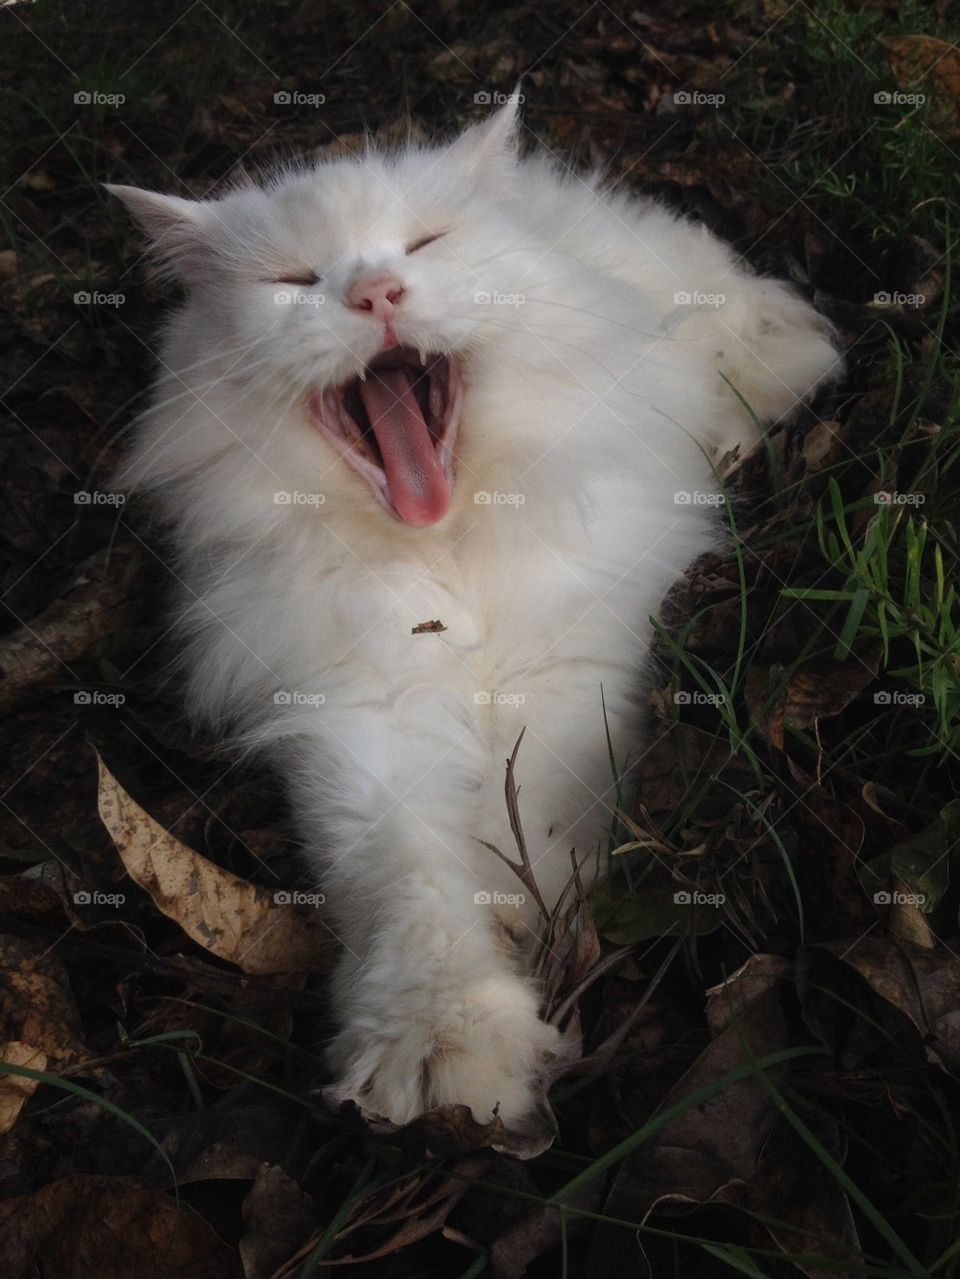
589;867;725;943
816;936;960;1076
0;1174;242;1279
859;800;960;916
367;1100;509;1156
96;753;327;976
0;1041;47;1133
706;953;791;1035
0;934;87;1065
239;1164;316;1279
592;957;858;1277
745;651;879;750
884;35;960;132
148;1104;303;1188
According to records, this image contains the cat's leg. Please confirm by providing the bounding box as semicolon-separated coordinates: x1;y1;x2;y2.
282;694;562;1133
690;270;843;455
622;208;843;453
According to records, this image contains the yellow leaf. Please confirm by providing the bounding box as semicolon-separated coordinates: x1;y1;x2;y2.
96;754;327;976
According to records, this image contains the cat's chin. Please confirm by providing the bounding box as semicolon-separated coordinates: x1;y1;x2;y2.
309;347;463;527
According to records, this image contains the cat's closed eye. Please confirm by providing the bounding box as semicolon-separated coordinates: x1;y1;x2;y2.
270;271;321;286
405;232;444;254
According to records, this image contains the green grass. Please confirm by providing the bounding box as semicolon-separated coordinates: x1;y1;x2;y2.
723;0;954;244
594;1;960;1271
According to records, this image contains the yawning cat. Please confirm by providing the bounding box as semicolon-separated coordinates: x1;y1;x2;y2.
111;99;840;1147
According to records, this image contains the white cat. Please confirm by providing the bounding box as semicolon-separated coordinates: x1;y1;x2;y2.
111;100;839;1142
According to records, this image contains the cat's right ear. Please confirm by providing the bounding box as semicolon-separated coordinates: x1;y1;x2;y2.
446;97;520;190
105;185;212;281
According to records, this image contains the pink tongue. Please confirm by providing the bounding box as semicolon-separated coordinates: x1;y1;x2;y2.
357;367;450;526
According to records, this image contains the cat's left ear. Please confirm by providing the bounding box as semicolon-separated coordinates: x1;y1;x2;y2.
447;92;521;188
105;184;213;281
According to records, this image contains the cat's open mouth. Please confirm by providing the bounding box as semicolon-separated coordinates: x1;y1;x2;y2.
309;347;462;527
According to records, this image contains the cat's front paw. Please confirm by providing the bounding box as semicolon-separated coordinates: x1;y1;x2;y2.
326;972;564;1151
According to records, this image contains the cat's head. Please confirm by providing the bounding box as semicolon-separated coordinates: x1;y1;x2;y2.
109;101;529;528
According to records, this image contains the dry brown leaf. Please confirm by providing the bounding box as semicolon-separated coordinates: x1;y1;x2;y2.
824;936;960;1075
706;954;791;1036
96;753;325;976
801;419;846;470
239;1164;315;1279
0;1174;242;1279
364;1100;509;1156
884;35;960;131
0;1041;47;1134
0;935;87;1066
592;961;859;1276
745;652;879;751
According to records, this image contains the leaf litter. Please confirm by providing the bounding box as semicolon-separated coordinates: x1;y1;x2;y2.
0;0;959;1275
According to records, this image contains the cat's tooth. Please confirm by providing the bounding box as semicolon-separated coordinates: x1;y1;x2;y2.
338;401;360;440
419;347;428;367
429;379;443;422
358;366;367;382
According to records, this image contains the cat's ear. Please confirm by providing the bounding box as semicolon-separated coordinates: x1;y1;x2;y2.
447;94;520;188
105;184;213;281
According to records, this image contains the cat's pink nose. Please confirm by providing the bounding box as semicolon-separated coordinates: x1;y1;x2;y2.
347;274;406;322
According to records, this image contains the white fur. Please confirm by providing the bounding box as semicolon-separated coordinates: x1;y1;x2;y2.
112;103;840;1132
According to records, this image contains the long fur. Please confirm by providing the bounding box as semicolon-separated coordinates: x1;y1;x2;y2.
113;102;841;1130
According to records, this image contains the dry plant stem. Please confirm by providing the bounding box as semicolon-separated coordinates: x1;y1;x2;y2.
549;944;637;1025
0;542;142;713
478;727;551;920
